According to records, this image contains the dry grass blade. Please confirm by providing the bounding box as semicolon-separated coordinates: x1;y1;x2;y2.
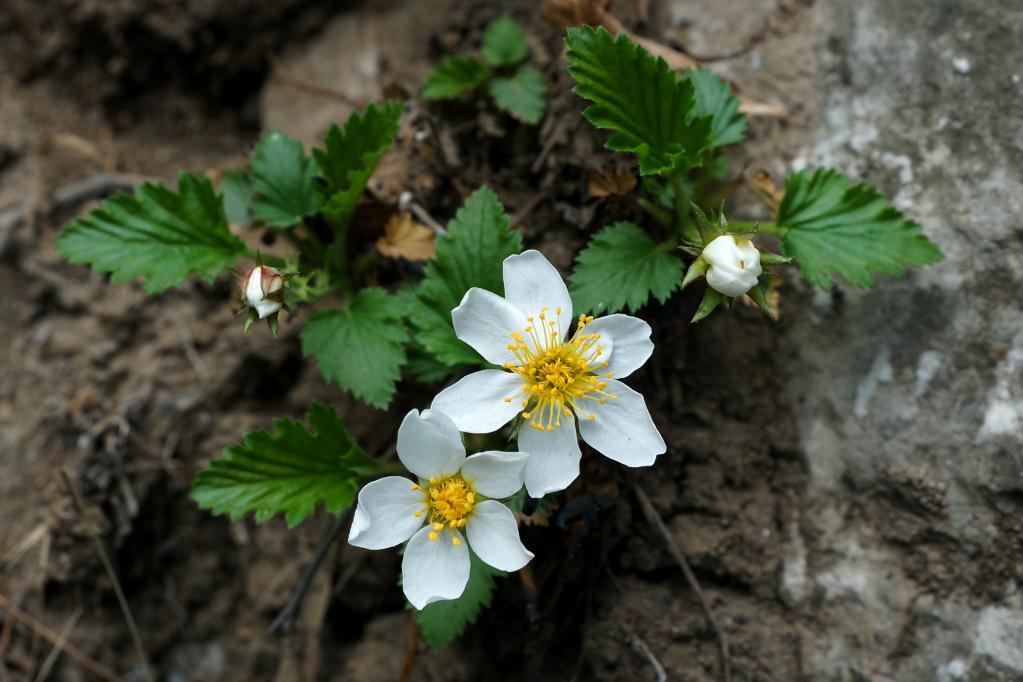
32;607;82;682
61;471;153;682
632;480;732;682
0;594;120;682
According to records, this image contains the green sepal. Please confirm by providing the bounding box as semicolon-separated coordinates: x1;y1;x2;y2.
691;287;724;323
746;278;777;320
759;251;793;265
681;257;708;289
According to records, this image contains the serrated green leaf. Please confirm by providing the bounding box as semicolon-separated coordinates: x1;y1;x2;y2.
191;402;375;528
408;187;522;367
684;68;746;148
570;221;683;314
489;64;546;124
565;26;712;175
250;130;322;227
301;287;409;408
422;56;489;100
415;550;503;650
482;15;529;67
56;172;245;294
220;170;254;227
777;168;944;288
312;101;403;230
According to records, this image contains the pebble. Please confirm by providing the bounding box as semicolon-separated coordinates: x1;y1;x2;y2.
952;56;971;74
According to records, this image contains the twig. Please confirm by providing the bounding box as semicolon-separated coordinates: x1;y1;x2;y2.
398;612;417;682
268;511;352;635
510;191;550;230
266;52;366;109
61;471;153;682
32;607;81;682
621;622;667;682
0;594;120;682
632;481;731;682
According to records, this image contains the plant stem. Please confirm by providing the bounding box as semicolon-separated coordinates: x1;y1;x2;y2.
635;197;673;228
670;171;701;244
726;220;781;234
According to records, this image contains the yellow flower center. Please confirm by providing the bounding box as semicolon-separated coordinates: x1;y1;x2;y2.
411;475;475;545
502;307;617;431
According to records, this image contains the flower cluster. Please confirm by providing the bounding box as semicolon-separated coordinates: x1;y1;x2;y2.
349;250;664;607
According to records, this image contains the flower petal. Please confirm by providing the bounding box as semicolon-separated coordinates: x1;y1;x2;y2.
452;287;526;366
578;379;665;467
517;412;582;497
466;500;534;571
431;370;523;433
402;526;470;609
460;451;529;499
502;250;572;341
397;409;466;480
582;314;653;379
348;477;425;550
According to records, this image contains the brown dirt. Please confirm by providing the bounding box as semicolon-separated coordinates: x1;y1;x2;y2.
0;1;977;681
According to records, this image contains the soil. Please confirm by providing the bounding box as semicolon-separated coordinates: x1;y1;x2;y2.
1;1;1017;681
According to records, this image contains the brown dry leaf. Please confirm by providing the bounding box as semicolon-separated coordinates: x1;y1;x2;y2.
587;169;637;198
747;170;785;217
375;212;435;261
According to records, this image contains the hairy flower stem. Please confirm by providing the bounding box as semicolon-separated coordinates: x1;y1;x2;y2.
635;197;673;228
670;171;701;244
725;220;781;234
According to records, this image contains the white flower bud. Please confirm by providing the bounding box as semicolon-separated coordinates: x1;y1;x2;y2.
240;265;284;319
702;235;763;297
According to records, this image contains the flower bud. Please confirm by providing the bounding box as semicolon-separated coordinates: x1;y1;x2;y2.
702;235;763;297
239;265;284;319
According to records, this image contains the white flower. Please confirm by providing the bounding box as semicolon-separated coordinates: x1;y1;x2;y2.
240;265;284;319
431;250;666;498
348;408;533;610
702;235;762;297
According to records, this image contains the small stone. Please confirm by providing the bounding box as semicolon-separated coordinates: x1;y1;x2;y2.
952;56;971;74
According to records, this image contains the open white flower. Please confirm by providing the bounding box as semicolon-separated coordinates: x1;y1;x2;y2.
702;235;762;297
348;409;533;610
431;250;666;498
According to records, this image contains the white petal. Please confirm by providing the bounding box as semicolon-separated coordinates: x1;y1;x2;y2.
396;409;466;480
348;477;425;550
460;451;528;499
254;299;282;319
502;250;573;340
517;413;582;497
466;500;533;571
577;379;665;467
244;267;264;306
431;370;523;433
451;288;526;366
582;314;653;379
402;525;471;609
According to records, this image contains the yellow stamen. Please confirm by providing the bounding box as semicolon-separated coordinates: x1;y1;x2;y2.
452;536;461;546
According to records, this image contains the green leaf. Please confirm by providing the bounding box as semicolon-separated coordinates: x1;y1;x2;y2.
570;221;683;314
408;187;522;367
313;101;403;229
422;56;489;100
56;172;245;294
684;68;746;148
777;168;944;288
565;26;712;175
191;402;375;528
220;170;254;227
415;550;503;650
482;15;529;67
250;130;322;227
301;287;409;408
489;64;546;124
